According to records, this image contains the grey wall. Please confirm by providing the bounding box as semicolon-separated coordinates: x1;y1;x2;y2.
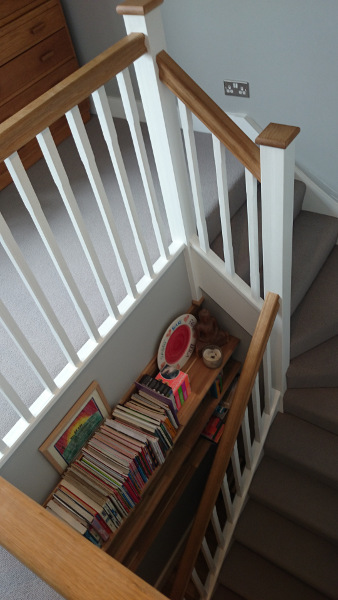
61;0;338;200
1;254;193;504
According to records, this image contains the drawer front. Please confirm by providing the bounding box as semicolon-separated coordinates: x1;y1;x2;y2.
0;28;75;106
0;58;79;123
0;1;64;66
0;0;45;23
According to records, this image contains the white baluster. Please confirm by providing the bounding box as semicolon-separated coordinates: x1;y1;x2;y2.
191;568;206;599
241;407;253;469
231;441;243;497
212;135;235;275
179;101;209;253
201;537;216;573
251;375;262;442
117;68;170;260
263;340;272;414
211;506;225;547
0;214;78;365
91;87;154;281
0;373;33;423
245;168;260;298
37;127;119;319
221;473;234;523
0;300;57;394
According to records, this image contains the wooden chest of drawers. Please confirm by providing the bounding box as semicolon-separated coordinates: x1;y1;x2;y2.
0;0;90;189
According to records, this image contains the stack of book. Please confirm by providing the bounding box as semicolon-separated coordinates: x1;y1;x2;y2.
46;374;180;545
155;369;191;409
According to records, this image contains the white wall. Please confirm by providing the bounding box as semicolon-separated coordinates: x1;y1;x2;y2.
61;0;338;201
1;254;193;503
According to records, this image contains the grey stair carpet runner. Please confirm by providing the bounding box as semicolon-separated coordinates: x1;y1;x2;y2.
213;186;338;598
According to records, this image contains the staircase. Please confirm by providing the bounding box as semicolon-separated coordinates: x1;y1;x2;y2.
211;183;338;599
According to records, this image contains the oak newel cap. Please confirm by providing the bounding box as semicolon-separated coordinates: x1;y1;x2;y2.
256;122;300;149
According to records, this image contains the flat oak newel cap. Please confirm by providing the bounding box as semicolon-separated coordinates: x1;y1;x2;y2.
116;0;163;15
256;122;300;149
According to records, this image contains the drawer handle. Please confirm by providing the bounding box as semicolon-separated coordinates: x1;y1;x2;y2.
31;22;46;35
40;50;55;62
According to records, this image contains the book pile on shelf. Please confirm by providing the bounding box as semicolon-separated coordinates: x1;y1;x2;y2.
46;373;182;546
201;374;239;443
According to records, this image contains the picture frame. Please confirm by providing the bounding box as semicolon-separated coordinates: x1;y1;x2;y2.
39;380;110;474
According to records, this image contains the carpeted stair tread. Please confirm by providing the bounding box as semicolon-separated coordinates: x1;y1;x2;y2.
234;500;338;598
287;335;338;388
283;388;338;435
264;412;338;489
249;455;338;545
218;542;327;600
290;245;338;358
211;584;245;600
290;211;338;315
210;180;306;286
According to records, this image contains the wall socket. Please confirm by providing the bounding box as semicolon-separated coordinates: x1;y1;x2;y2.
224;80;250;98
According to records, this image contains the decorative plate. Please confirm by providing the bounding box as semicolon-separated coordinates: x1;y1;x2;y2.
157;313;197;371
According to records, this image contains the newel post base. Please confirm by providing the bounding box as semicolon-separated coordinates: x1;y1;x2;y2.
256;123;300;394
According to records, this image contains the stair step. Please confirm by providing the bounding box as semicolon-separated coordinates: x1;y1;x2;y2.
284;387;338;435
290;211;338;315
212;584;245;600
290;245;338;358
249;455;338;545
234;500;338;598
218;542;327;600
287;335;338;388
264;412;338;489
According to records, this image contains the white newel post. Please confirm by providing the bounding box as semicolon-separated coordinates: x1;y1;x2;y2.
116;1;195;248
256;123;300;394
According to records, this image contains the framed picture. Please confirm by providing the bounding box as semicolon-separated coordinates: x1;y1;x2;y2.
39;381;110;474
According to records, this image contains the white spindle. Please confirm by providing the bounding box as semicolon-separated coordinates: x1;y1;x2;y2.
0;300;57;394
263;341;272;414
179;101;209;253
117;68;170;260
241;407;253;469
191;569;206;599
91;87;154;280
211;506;225;547
0;214;78;365
245;168;260;299
201;537;216;573
231;441;243;497
65;103;138;299
251;375;262;442
0;373;33;423
221;473;234;523
37;127;119;320
5;152;100;343
0;438;9;455
212;135;235;275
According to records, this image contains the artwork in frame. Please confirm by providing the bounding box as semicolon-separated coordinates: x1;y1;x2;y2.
39;380;110;474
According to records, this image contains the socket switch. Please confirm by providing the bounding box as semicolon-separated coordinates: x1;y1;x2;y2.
224;80;250;98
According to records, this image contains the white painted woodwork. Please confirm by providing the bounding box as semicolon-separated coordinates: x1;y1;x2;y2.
201;538;216;573
4;152;100;343
179;101;209;253
0;373;33;423
260;141;296;391
245;168;260;298
191;569;206;599
0;213;78;365
117;68;170;260
251;375;262;443
121;8;195;246
0;300;57;394
211;506;225;547
263;341;272;414
212;135;235;275
230;441;242;497
91;87;154;280
241;407;253;469
37;127;119;319
221;473;234;523
65;102;138;299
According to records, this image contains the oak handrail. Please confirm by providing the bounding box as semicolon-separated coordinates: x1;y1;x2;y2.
170;291;280;600
0;476;167;600
0;33;147;163
156;50;261;182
